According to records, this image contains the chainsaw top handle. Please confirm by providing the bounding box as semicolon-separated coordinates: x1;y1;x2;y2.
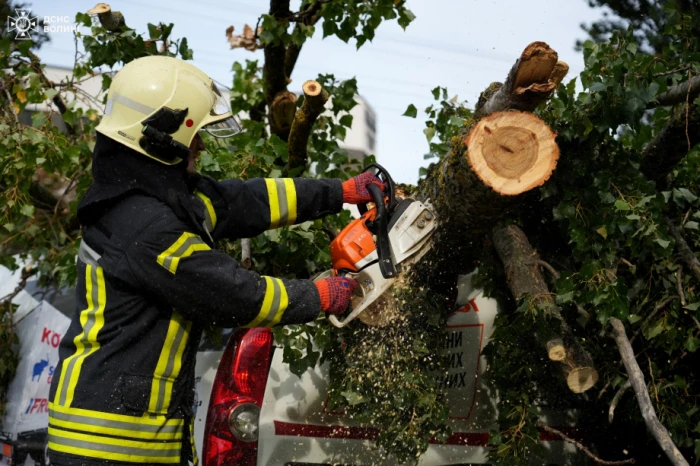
357;163;396;216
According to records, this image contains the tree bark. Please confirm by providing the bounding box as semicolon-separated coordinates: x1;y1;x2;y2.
666;217;700;283
649;74;700;108
640;106;700;187
284;1;325;78
286;80;328;174
492;225;598;393
475;41;569;118
610;317;690;466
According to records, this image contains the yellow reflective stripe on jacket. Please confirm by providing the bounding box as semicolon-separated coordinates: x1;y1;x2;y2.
190;419;199;466
243;276;289;328
157;232;211;274
149;312;192;414
195;191;217;232
264;178;298;229
48;402;183;441
54;264;106;407
48;427;181;464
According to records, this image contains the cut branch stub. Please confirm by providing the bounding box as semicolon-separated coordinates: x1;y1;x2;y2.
286;80;329;174
465;111;559;196
475;41;569;118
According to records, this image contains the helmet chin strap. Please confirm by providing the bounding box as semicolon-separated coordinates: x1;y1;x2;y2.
139;106;190;164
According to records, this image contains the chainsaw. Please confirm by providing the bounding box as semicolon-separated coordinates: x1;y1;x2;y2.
320;164;437;328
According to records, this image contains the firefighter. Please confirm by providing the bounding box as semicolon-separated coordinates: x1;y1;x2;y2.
48;55;384;466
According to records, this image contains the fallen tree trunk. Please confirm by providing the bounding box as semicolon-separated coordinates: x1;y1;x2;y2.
411;42;597;392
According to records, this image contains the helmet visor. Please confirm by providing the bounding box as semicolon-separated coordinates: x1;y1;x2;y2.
202;115;242;138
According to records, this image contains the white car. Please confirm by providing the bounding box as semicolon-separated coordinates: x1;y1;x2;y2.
193;273;582;466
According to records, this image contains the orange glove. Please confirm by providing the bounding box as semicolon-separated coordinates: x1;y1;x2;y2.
314;276;357;315
342;172;386;204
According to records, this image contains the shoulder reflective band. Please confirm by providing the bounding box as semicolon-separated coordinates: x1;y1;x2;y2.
157;232;211;274
54;263;107;407
48;426;182;464
243;276;289;328
78;240;101;267
195;191;217;232
265;178;297;229
149;312;192;414
49;402;183;441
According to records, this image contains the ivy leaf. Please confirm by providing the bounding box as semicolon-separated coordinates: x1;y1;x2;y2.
341;389;367;406
596;226;608;239
403;104;417;118
614;200;631;211
684;221;699;230
655;238;671;249
684;336;700;352
20;204;35;218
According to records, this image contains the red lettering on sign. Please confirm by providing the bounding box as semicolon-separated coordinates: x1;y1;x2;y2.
452;298;480;314
41;327;61;348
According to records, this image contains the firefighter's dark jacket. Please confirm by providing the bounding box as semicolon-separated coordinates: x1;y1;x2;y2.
48;135;343;466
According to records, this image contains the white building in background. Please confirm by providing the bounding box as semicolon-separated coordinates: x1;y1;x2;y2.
30;64;378;162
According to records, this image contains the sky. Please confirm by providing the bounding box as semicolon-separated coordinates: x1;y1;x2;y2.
29;0;604;185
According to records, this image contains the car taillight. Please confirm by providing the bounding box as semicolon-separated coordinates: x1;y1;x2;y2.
203;328;273;466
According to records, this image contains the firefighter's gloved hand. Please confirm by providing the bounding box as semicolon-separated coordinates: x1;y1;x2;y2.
314;276;358;315
342;172;386;204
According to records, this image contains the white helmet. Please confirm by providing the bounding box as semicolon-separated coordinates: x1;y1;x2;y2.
96;55;241;165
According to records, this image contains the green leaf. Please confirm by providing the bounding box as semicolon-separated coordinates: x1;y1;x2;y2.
423;126;436;142
655;238;671;249
431;87;440;100
341;389;367;406
147;23;162;39
20;204;35;218
684;221;699;230
596;225;608;239
614;200;631;211
685;336;700;352
683;302;700;311
402;104;417;118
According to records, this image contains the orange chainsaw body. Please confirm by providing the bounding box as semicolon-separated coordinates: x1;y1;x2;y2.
329;208;378;273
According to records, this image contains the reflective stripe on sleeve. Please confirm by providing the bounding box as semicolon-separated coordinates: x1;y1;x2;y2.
54;264;107;407
48;426;181;464
243;276;289;328
157;232;211;274
149;312;192;414
265;178;298;229
195;191;217;232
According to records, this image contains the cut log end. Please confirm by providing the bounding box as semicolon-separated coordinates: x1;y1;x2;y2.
547;339;567;361
87;2;111;14
302;80;322;97
566;367;599;393
465;111;559;196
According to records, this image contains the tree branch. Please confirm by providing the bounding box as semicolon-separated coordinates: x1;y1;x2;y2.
648;74;700;108
493;224;598;393
241;238;252;270
676;266;687;306
474;42;568;118
640;106;700;187
284;0;325;78
642;104;700;176
264;0;293;140
609;317;690;466
286;80;328;174
666;218;700;283
537;422;635;465
630;295;679;346
609;380;631;423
